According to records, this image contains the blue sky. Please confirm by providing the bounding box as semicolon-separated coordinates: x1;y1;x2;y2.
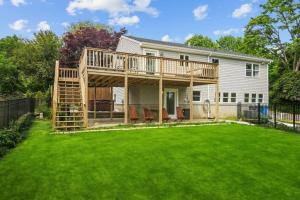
0;0;265;42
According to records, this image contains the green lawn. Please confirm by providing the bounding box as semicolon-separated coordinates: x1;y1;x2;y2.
1;121;300;200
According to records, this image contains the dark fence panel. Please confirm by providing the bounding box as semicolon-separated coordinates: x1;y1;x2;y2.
237;103;269;124
0;98;35;129
238;102;300;132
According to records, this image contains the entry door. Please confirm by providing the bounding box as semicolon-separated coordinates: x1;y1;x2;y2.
145;51;156;74
164;89;178;119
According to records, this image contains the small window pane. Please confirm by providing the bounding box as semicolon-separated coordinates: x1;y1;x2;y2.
258;94;263;103
244;93;249;103
231;93;236;102
223;92;229;102
246;63;252;77
212;58;219;64
180;55;184;66
193;91;201;101
251;94;256;103
253;64;259;77
185;56;189;60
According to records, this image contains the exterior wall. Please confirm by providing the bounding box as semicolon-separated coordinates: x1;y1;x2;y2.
116;37;142;54
113;37;269;119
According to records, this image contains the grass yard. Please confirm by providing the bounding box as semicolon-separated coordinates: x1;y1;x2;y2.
0;121;300;200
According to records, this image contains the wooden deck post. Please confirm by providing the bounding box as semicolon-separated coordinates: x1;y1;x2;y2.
110;87;113;120
94;84;96;119
215;64;219;121
52;60;59;128
159;58;163;124
124;55;129;125
189;64;194;122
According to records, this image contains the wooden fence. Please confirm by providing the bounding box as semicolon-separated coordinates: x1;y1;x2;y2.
0;98;35;129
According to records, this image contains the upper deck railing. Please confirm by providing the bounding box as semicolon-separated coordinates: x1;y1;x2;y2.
79;47;218;81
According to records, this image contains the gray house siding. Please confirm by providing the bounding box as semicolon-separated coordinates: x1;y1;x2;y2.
114;36;270;118
116;37;141;54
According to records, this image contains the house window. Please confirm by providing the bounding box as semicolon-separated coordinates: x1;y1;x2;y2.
246;63;260;77
193;91;201;102
258;94;263;103
251;94;256;103
244;93;249;103
219;92;221;102
253;64;259;76
231;93;236;102
180;54;189;66
223;92;229;102
212;58;219;64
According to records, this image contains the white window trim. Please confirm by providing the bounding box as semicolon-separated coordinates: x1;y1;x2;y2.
179;54;190;66
230;92;237;103
245;63;260;78
223;92;229;103
210;57;220;64
251;93;257;103
143;48;159;74
258;94;264;103
244;93;250;103
192;90;201;102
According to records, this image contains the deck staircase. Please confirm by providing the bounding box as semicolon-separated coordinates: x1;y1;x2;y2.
53;64;85;131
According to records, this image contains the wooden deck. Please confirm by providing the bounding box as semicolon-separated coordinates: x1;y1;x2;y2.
52;47;220;130
82;48;218;87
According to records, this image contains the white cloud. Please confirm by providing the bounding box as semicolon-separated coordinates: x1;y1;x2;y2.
213;28;244;36
66;0;158;16
109;15;140;26
0;0;4;6
161;35;173;42
61;22;70;28
185;33;194;41
9;19;28;31
11;0;26;7
193;5;208;21
37;21;50;31
232;3;252;18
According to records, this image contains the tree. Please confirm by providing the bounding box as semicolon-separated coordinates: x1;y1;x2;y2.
0;35;22;58
60;26;126;66
67;21;113;33
186;34;218;49
15;31;61;94
0;54;23;96
271;71;300;102
245;0;300;71
216;36;245;53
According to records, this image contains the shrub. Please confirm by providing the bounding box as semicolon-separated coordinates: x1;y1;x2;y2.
0;113;34;157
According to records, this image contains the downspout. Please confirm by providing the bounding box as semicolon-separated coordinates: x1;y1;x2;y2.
207;52;213;118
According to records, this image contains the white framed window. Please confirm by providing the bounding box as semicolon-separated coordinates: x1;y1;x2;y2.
216;92;221;102
251;94;256;103
258;94;263;103
180;54;189;66
231;93;236;102
244;93;249;103
223;92;229;102
193;91;201;102
211;58;219;64
246;63;260;77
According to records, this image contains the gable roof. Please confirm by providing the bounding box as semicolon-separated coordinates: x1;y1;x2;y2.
123;35;272;63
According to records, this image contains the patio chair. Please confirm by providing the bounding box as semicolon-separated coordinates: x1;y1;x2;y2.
163;108;170;122
176;107;185;121
129;105;139;123
143;107;154;122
